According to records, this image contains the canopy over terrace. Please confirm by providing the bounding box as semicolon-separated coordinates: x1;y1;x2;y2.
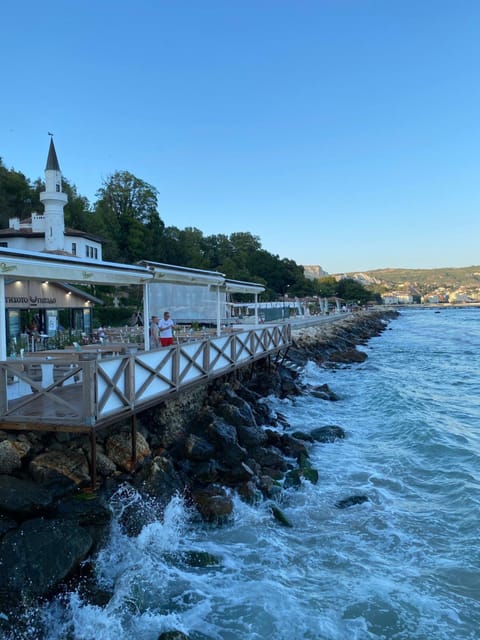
0;247;154;359
138;262;265;336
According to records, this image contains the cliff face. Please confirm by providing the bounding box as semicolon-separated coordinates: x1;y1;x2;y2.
0;309;398;633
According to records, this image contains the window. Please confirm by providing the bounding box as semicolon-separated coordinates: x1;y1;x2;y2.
0;242;8;247
72;242;77;256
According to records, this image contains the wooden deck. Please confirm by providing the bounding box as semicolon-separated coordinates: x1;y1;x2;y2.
0;324;291;434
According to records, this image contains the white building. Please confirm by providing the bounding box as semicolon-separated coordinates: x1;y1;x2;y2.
0;138;103;261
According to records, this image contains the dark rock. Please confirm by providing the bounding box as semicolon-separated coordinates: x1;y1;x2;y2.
0;475;55;517
284;468;302;489
250;446;288;472
279;434;309;459
235;423;267;448
0;518;92;598
191;485;233;524
310;383;340;401
328;348;367;364
188;459;220;484
291;430;314;443
162;549;220;569
158;631;191;640
135;455;185;501
237;480;262;504
269;503;293;527
53;493;112;527
0;513;17;536
336;494;369;509
206;419;248;466
311;425;346;443
184;434;215;461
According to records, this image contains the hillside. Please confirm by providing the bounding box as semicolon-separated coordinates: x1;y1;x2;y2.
336;265;480;301
343;266;480;288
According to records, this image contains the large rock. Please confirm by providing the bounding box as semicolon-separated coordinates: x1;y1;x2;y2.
0;475;55;517
0;518;92;598
105;431;151;472
184;434;215;461
0;439;30;474
191;485;233;524
135;455;185;501
206;419;247;466
29;449;90;490
310;425;346;443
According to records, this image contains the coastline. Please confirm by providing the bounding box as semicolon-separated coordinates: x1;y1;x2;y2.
0;308;399;637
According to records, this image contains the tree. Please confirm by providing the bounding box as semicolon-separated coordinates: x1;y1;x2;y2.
94;171;164;263
0;159;37;228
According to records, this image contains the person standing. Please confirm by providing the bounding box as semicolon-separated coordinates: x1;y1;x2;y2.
158;311;176;347
149;315;160;349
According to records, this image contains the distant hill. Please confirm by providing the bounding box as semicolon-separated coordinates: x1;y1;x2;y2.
340;266;480;288
333;266;480;300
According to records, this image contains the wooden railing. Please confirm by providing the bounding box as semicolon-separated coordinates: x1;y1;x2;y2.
0;325;290;429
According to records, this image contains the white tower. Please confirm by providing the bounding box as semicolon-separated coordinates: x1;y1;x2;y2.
39;137;68;252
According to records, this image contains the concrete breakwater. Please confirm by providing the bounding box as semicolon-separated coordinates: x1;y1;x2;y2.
0;309;398;636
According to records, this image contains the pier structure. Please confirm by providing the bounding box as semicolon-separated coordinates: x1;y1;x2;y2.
0;246;291;485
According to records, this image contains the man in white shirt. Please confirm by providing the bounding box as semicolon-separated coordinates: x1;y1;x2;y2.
158;311;176;346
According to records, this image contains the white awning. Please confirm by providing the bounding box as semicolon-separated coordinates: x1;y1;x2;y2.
217;278;265;294
0;248;153;285
138;260;225;286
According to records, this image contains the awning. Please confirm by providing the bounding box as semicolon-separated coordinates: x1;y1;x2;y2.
0;248;154;285
138;260;225;286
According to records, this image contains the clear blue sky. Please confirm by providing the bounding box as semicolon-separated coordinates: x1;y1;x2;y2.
1;0;479;274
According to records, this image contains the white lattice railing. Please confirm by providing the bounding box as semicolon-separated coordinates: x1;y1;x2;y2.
0;325;290;428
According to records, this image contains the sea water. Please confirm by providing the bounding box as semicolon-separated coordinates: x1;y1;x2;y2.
9;308;480;639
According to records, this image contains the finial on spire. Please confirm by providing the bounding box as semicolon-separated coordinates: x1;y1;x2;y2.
48;131;54;137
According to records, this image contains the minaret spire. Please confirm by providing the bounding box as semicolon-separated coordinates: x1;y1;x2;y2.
39;136;67;252
45;136;61;172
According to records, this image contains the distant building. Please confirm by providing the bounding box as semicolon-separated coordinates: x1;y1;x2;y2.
381;293;414;305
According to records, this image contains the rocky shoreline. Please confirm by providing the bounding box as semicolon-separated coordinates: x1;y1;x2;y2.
0;308;399;639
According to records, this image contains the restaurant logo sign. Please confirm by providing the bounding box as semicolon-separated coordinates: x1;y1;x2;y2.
0;262;17;273
5;296;57;306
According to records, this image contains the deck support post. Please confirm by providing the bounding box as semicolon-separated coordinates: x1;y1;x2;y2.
131;414;137;469
90;430;97;490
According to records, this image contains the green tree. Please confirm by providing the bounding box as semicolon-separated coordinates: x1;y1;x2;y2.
0;159;37;228
94;171;164;263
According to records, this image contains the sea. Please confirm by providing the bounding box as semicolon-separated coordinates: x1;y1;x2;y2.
7;307;480;640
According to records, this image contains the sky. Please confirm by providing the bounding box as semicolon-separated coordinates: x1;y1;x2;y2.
1;0;479;274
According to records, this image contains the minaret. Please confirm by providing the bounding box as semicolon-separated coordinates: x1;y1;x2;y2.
39;137;68;252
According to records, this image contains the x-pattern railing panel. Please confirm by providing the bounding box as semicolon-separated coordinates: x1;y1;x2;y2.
0;325;291;427
97;357;130;416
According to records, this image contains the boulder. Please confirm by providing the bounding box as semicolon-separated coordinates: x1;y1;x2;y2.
0;439;30;475
310;425;346;443
105;431;151;472
29;449;90;490
184;434;215;461
135;455;185;501
191;485;233;524
0;475;55;517
0;518;92;598
336;495;369;509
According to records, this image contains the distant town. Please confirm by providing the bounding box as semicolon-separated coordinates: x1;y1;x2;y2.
303;265;480;305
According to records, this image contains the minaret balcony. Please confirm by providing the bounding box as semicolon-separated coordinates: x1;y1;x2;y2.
40;191;68;204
